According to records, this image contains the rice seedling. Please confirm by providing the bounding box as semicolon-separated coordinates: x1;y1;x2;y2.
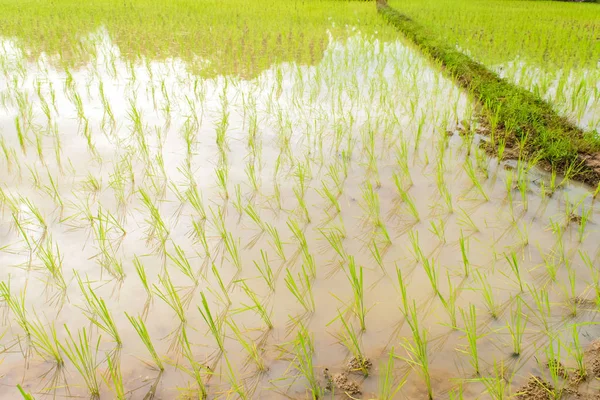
28;315;64;367
166;243;199;286
459;230;470;277
439;271;458;329
17;385;35;400
399;301;433;400
224;232;242;270
378;347;406;399
0;280;30;337
459;304;480;375
475;271;498;319
178;325;208;399
104;352;126;400
507;296;527;357
59;327;101;398
335;310;370;376
505;251;523;292
568;324;586;380
76;274;122;346
344;256;366;331
36;237;67;293
284;266;315;314
153;272;187;327
198;292;225;352
226;317;267;372
125;313;164;371
236;280;273;330
291;323;322;399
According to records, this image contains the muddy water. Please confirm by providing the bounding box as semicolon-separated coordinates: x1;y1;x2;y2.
0;29;599;399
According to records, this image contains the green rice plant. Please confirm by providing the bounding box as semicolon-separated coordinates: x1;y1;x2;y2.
28;315;63;367
236;280;273;330
408;229;424;263
233;184;243;215
254;250;275;293
166;243;198;286
428;219;446;243
284;266;314;314
125;313;164;371
369;239;385;272
12;213;34;268
204;265;228;309
459;230;470;277
265;223;286;261
198;292;225;352
395;180;420;221
507;296;527;357
192;220;211;259
153;272;187;326
215;164;229;200
293;185;311;223
421;257;440;298
321;226;347;265
0;280;30;337
316;180;341;215
104;352;125;400
224;232;242;270
568;324;586;379
399;300;433;400
244;203;265;232
459;304;480;375
17;384;35;400
457;207;479;233
226;317;267;372
345;256;366;331
291;323;322;399
463;158;489;201
576;203;592;243
186;185;207;221
396;265;409;316
59;327;100;398
139;188;170;251
505;251;523;292
133;256;152;301
378;347;406;399
36;237;67;293
566;265;578;317
527;285;551;333
544;336;566;398
15;116;27;154
287;218;309;260
438;271;458;330
475;271;498;319
178;325;208;399
479;361;510;400
245;161;260;193
336;310;369;376
76;274;122;346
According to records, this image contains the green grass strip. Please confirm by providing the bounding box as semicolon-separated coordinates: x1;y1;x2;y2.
377;0;600;184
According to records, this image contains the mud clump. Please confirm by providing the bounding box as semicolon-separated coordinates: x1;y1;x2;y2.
346;356;372;374
323;368;362;396
332;372;361;396
515;376;555;400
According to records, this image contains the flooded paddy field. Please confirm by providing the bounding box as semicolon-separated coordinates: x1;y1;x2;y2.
0;1;600;399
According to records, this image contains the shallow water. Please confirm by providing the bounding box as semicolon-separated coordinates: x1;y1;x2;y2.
0;28;599;400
